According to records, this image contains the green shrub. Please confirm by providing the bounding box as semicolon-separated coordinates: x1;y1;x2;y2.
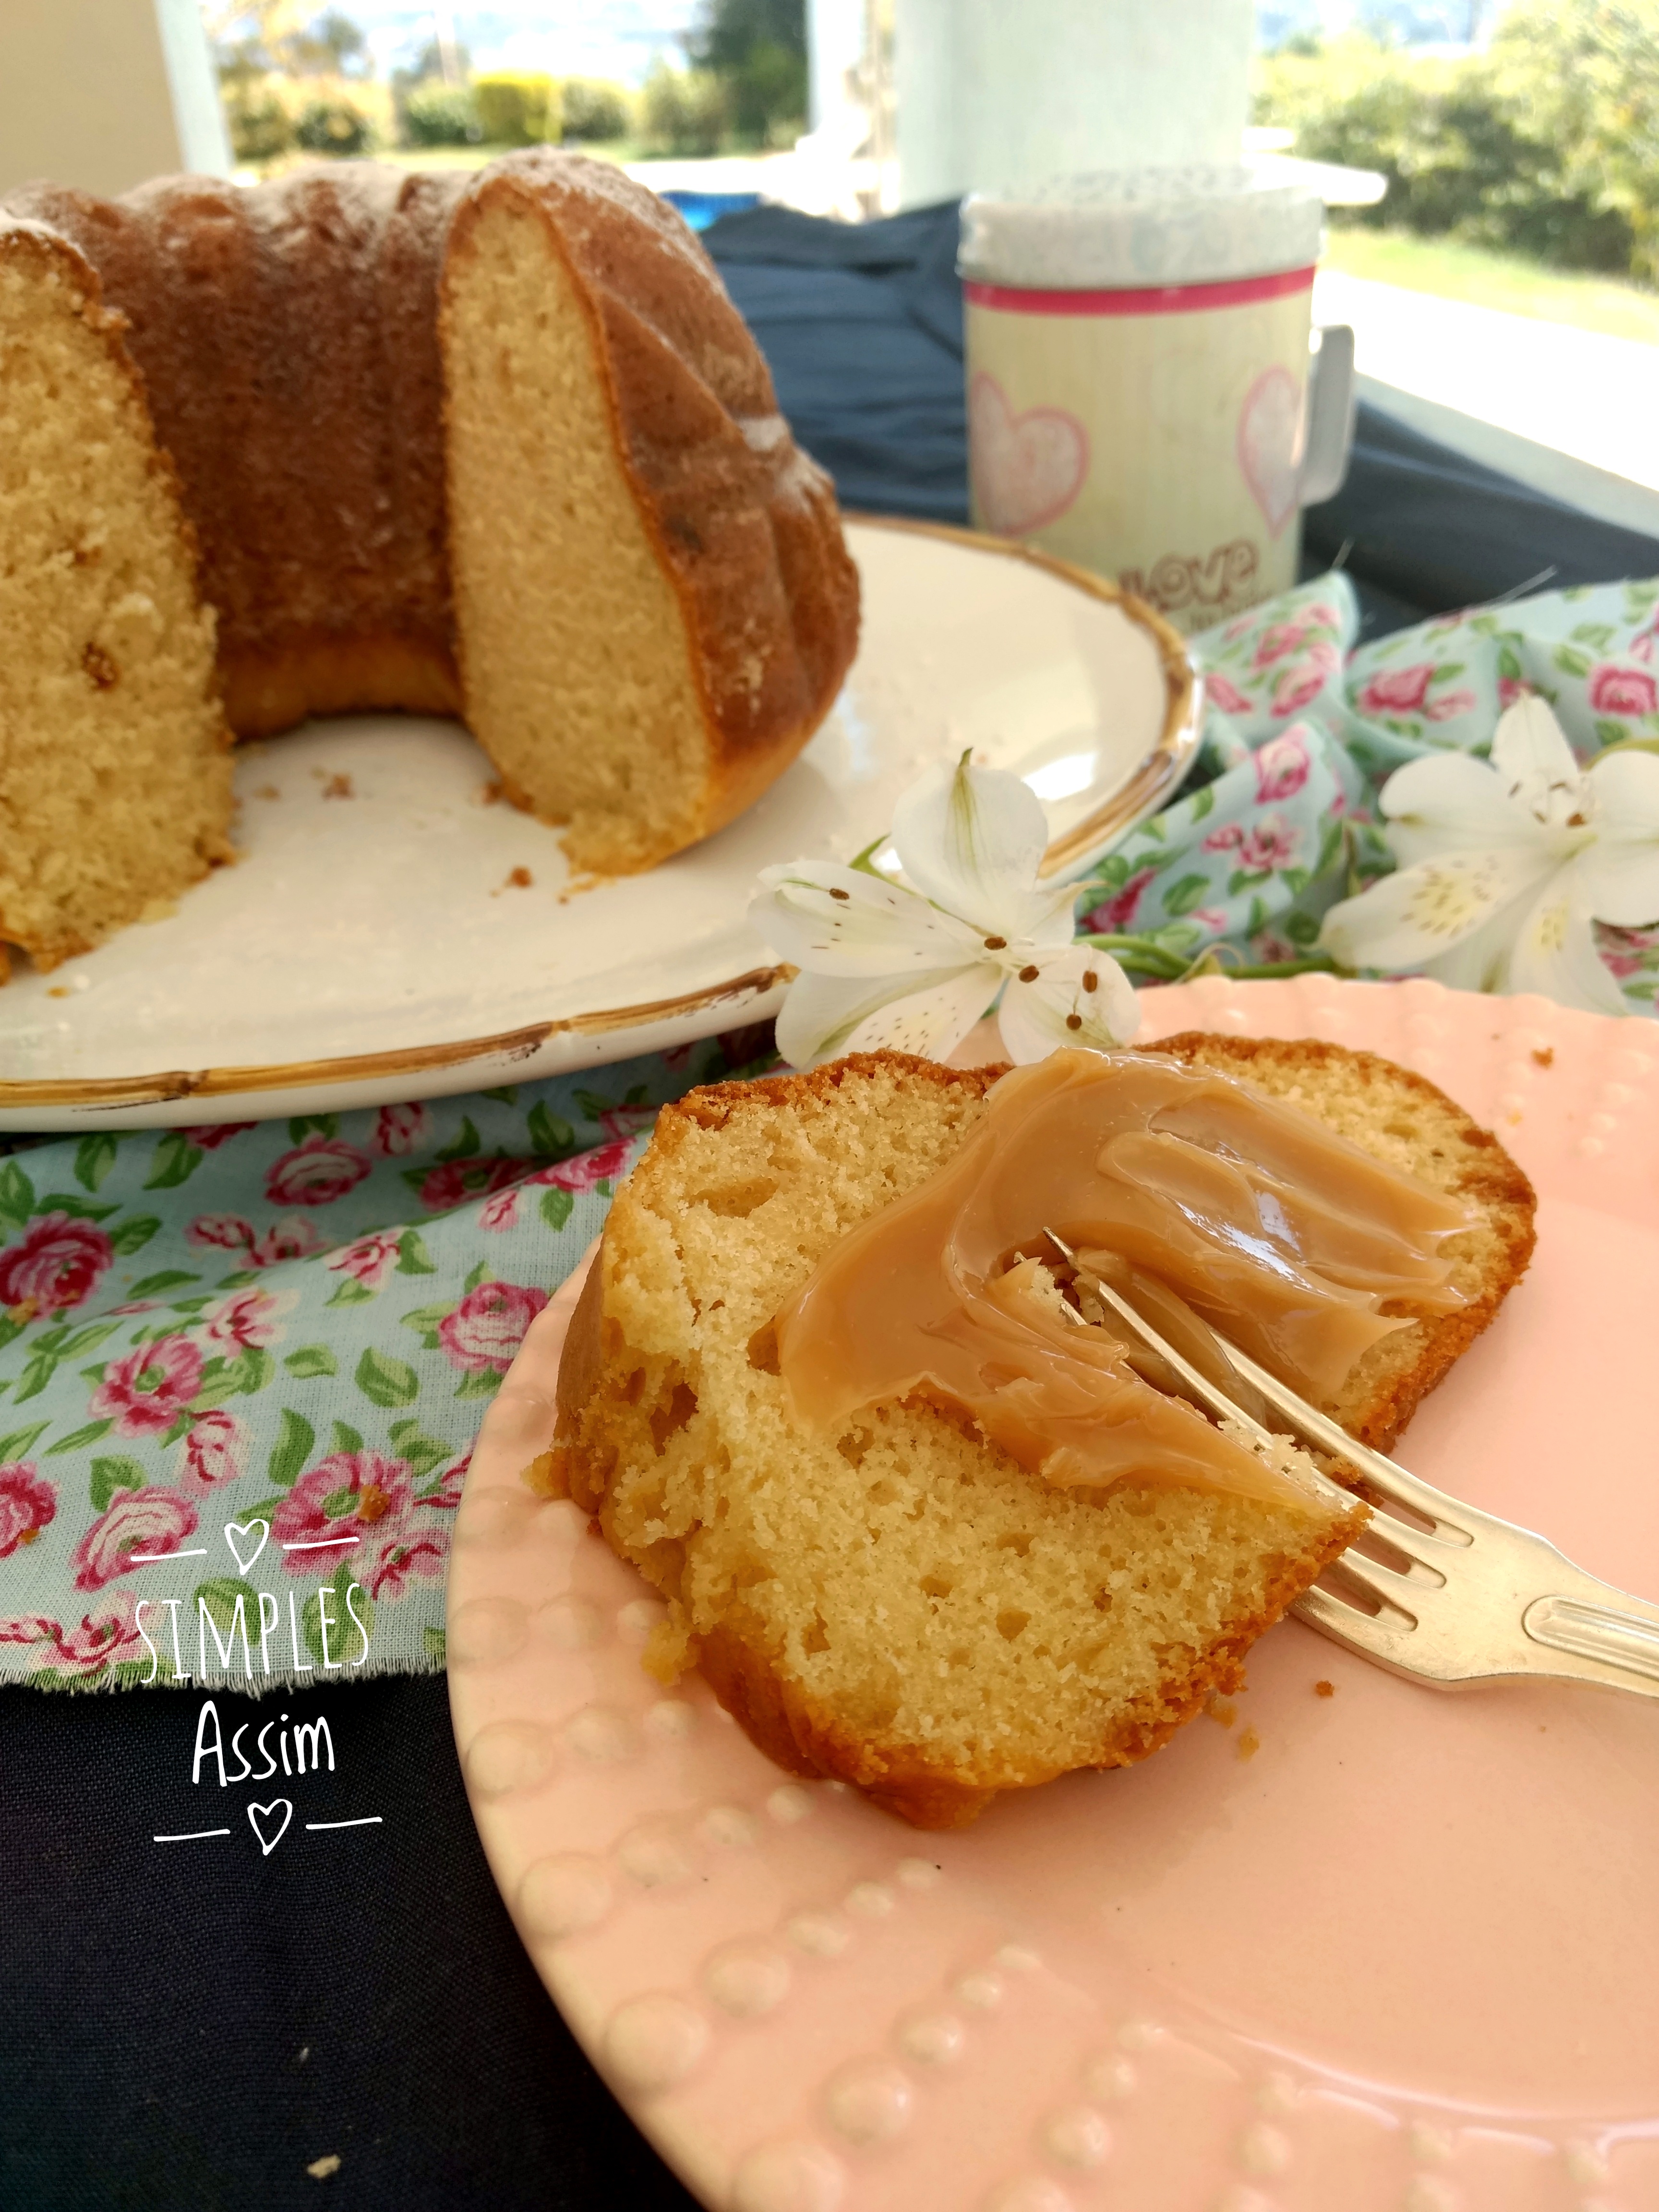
641;62;730;156
725;39;806;144
1489;0;1659;280
294;97;375;157
1253;13;1653;277
560;77;633;143
226;92;292;165
474;72;560;147
402;82;479;147
688;0;807;145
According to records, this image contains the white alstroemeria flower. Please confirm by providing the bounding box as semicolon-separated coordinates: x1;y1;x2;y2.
1321;696;1659;1016
751;754;1140;1067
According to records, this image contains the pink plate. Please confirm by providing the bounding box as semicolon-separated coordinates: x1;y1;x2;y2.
448;976;1659;2212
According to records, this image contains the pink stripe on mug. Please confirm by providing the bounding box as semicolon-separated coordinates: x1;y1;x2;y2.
963;266;1317;317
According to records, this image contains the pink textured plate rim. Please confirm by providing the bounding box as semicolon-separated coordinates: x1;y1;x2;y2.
448;977;1659;2212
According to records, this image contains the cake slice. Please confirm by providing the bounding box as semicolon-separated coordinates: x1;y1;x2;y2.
0;221;232;974
440;152;858;877
545;1040;1536;1828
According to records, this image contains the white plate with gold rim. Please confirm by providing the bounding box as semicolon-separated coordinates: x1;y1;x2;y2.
0;518;1197;1133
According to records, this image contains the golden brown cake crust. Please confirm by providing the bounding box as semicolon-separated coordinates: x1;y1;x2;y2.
3;168;466;732
442;153;859;843
1;153;858;823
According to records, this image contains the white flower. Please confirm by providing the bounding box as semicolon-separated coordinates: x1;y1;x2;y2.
1320;696;1659;1015
751;754;1141;1068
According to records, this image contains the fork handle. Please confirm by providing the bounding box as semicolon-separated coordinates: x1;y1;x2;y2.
1523;1592;1659;1686
1204;1335;1659;1698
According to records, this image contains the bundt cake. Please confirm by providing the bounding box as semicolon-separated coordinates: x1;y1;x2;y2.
0;151;859;979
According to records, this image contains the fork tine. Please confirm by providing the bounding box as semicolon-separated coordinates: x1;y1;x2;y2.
1039;1229;1352;1512
1206;1335;1475;1544
1348;1509;1454;1578
1325;1550;1435;1612
1294;1583;1420;1651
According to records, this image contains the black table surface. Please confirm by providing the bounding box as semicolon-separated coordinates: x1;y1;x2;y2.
7;200;1658;2212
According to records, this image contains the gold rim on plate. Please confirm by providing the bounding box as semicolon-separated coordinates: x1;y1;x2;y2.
0;517;1201;1113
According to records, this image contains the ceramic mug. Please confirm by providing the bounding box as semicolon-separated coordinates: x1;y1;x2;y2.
960;168;1356;634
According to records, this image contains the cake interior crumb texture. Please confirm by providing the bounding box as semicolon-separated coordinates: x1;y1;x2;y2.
543;1035;1545;1827
0;232;231;975
0;153;858;977
443;190;706;877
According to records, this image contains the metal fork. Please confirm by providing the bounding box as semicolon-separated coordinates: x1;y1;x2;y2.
1041;1230;1659;1701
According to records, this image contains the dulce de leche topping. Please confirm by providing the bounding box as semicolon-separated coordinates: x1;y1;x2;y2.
776;1049;1477;1506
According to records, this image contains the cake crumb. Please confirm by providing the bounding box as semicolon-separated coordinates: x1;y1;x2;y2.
256;783;280;801
1532;1046;1554;1068
1237;1725;1261;1760
506;866;533;888
307;2154;341;2180
48;985;71;998
1314;1679;1334;1698
474;778;506;805
321;772;354;800
1204;1697;1237;1728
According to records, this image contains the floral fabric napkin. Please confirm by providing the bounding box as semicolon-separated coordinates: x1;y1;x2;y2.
5;567;1657;1692
0;1035;775;1690
1082;569;1659;1009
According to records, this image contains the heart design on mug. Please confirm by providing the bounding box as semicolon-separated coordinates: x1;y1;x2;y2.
1237;365;1302;537
969;372;1089;536
247;1799;293;1857
225;1519;269;1575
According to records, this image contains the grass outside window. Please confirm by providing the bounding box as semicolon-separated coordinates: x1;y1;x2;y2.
1325;225;1659;346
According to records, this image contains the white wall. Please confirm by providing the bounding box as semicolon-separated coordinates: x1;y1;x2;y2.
894;0;1255;206
806;0;870;134
0;0;230;199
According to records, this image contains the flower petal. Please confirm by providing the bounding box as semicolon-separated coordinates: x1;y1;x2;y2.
1587;745;1659;834
1417;897;1532;994
1381;751;1550;863
1490;695;1591;829
890;757;1056;939
996;945;1141;1064
1573;836;1659;927
773;967;955;1068
751;863;983;978
1504;875;1630;1017
1320;846;1556;972
840;965;1006;1063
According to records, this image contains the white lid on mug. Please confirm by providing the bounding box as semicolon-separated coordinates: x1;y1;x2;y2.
959;164;1325;289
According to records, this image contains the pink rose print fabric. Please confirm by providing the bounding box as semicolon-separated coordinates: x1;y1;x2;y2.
0;1214;113;1313
1154;570;1659;1010
0;1465;54;1556
0;1057;710;1687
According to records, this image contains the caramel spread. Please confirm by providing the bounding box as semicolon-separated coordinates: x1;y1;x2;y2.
776;1050;1476;1506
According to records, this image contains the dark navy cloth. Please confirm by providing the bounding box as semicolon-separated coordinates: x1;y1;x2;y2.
703;199;1659;632
9;193;1659;2212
